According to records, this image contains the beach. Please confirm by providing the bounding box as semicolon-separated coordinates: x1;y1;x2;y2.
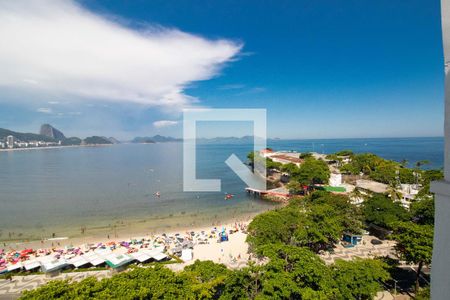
0;216;255;275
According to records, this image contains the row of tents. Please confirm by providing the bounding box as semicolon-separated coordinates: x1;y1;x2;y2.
3;248;168;274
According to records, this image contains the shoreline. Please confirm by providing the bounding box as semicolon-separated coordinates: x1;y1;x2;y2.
1;210;264;252
0;144;115;153
0;216;258;272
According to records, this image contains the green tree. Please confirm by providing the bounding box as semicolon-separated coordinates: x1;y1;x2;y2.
308;192;363;234
266;158;282;170
293;203;344;253
248;193;362;254
332;258;390;300
410;198;435;225
247;151;255;164
415;286;431;300
340;153;382;175
21;266;195;300
299;152;313;159
335;150;354;157
246;207;302;253
220;263;265;300
259;244;339;299
280;162;300;176
392;222;433;293
363;194;410;229
182;260;230;299
296;157;330;186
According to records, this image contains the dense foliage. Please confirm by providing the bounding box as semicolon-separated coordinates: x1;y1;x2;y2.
247;192;362;254
280;158;330;188
21;250;389;300
362;194;410;229
332;259;390;300
339;153;417;184
21;266;195;299
392;222;433;293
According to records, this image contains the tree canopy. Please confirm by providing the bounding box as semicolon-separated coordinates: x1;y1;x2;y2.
295;157;330;186
247;192;362;254
332;258;390;300
362;194;410;229
392;222;433;293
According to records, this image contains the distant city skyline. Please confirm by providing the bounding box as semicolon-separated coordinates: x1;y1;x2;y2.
0;0;444;139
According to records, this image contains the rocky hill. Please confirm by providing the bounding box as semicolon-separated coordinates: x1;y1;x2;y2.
39;124;66;140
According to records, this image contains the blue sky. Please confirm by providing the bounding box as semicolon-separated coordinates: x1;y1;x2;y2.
0;0;444;139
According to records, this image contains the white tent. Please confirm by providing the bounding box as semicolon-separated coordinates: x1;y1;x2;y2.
103;253;134;269
152;253;168;261
130;251;152;263
39;257;68;273
68;256;90;268
84;252;105;266
23;260;41;271
7;262;23;272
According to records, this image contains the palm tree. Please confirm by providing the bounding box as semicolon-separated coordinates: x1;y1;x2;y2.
350;188;367;204
414;160;428;189
415;160;429;170
386;181;403;202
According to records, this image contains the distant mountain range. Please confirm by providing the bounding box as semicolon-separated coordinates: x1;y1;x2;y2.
131;135;274;144
131;135;182;143
196;135;269;144
1;125;279;148
0;125;116;146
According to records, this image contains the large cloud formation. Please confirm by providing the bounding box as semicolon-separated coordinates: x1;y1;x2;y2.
0;0;241;109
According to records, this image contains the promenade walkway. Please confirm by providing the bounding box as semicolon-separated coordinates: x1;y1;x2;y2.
0;271;110;299
320;235;397;264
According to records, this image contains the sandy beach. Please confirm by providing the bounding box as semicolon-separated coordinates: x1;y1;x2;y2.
2;211;259;250
0;215;257;275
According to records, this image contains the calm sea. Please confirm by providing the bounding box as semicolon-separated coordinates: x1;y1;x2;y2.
0;137;443;241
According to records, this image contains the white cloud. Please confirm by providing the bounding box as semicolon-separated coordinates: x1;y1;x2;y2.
0;0;242;110
153;120;178;128
37;107;52;114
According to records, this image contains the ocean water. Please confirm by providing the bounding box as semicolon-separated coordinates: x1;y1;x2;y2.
0;137;443;241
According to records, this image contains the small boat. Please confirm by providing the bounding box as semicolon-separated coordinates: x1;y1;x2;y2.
224;193;234;200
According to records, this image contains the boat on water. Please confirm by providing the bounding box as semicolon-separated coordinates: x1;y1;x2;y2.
224;193;234;200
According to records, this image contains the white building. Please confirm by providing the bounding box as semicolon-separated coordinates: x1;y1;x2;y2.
260;148;275;158
397;184;421;208
329;172;342;187
270;154;303;167
16;141;28;148
6;135;14;149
